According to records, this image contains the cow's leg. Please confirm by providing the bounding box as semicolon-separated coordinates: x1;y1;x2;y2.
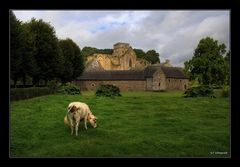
84;116;88;130
68;115;74;135
75;121;79;136
70;122;74;135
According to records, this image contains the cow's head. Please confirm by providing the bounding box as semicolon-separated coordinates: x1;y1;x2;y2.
88;114;98;128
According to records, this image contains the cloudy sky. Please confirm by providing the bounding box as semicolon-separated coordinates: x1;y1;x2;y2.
13;10;230;67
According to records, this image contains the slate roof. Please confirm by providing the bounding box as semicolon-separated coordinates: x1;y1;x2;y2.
144;65;189;79
77;65;188;81
77;70;145;81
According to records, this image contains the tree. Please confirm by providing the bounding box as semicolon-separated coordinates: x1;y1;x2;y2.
81;47;98;58
184;37;229;85
134;49;146;59
10;10;36;87
10;10;22;87
59;38;85;83
224;50;230;85
81;47;113;59
24;18;62;85
97;49;113;54
145;50;160;64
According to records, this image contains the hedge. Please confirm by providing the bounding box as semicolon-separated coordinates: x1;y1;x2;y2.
10;87;54;101
95;84;121;97
57;83;81;95
183;85;215;98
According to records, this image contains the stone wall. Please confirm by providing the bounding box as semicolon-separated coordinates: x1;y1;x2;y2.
152;70;166;90
165;78;189;90
74;80;146;91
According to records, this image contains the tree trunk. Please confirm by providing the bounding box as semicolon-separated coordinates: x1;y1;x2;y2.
14;78;17;88
22;74;26;88
44;80;48;86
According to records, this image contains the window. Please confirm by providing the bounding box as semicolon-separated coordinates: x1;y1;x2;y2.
180;80;181;82
91;83;95;87
184;84;187;90
129;59;132;67
159;82;161;86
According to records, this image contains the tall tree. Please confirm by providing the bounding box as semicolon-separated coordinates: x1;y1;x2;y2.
184;37;228;85
59;38;85;83
10;10;22;87
25;18;61;85
10;10;36;87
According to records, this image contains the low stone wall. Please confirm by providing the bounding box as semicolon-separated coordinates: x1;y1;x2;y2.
74;80;146;91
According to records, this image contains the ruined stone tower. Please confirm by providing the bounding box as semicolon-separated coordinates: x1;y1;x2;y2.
86;42;142;71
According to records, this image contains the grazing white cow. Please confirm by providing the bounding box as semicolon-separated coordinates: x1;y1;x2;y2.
64;102;97;136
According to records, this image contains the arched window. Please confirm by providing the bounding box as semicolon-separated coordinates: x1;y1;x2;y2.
129;59;132;67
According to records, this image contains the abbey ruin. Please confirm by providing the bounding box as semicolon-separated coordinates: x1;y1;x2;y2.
74;42;189;91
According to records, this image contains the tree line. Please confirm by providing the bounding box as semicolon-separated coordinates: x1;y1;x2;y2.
10;11;84;87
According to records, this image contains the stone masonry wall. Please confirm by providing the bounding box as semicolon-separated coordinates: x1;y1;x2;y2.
165;78;189;90
74;80;146;91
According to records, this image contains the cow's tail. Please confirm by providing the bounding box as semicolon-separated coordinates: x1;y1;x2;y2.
67;105;74;113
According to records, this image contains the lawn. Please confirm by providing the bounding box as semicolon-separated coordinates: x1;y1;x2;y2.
10;91;230;157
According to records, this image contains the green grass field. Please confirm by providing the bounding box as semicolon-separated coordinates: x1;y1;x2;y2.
10;91;230;157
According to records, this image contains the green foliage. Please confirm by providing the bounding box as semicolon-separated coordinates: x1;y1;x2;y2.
184;37;229;86
24;18;62;84
10;87;53;101
224;51;230;85
134;48;160;64
57;83;81;95
10;92;229;157
145;50;160;64
58;38;85;83
10;10;36;87
97;48;113;54
184;85;215;98
81;47;113;58
81;47;98;57
221;86;230;97
11;11;85;86
95;84;121;97
134;49;146;59
47;79;62;93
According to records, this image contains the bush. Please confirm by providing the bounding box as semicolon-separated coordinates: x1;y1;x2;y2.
221;86;230;97
57;83;81;95
95;84;121;97
47;79;61;93
184;85;215;98
10;87;53;101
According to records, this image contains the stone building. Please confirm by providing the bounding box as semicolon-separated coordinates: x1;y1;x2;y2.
75;42;189;91
86;42;150;71
74;65;189;91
